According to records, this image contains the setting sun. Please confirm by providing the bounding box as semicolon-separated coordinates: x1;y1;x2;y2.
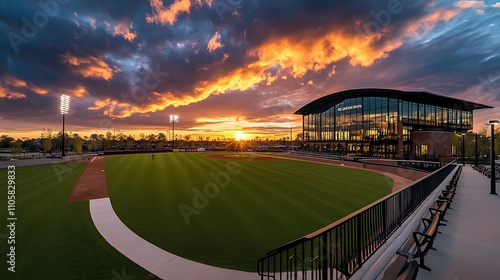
235;132;247;141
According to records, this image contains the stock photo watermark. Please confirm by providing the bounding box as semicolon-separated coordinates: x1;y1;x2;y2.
7;0;70;54
213;0;242;21
355;0;403;38
96;63;171;131
6;165;17;273
478;72;500;96
52;161;81;182
111;267;136;280
120;65;170;104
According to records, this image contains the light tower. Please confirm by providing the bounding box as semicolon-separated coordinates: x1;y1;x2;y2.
60;95;70;157
170;115;179;150
486;120;499;195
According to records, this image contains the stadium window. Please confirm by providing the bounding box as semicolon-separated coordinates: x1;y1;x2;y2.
419;103;425;122
443;108;449;126
410;102;418;123
421;145;428;155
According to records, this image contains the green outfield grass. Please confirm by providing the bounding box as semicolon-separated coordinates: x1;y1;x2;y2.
106;152;393;272
0;163;156;279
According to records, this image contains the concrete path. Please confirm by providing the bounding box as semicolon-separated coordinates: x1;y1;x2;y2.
0;154;95;168
0;157;64;168
90;197;258;280
418;165;500;280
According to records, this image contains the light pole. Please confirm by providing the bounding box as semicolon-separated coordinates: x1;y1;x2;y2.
475;133;478;166
60;95;70;157
461;133;465;166
486;120;499;195
169;115;178;150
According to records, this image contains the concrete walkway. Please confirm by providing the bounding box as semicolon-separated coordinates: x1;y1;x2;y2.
0;154;95;168
0;157;64;168
90;198;258;280
419;165;500;280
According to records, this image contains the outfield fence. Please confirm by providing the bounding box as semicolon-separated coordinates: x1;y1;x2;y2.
257;162;456;279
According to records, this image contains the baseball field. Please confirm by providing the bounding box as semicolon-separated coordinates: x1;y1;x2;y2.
0;152;393;278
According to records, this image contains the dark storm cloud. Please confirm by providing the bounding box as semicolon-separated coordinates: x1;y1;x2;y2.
345;8;500;101
1;0;499;136
239;0;430;46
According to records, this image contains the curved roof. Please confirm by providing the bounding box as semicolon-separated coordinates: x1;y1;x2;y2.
294;88;492;115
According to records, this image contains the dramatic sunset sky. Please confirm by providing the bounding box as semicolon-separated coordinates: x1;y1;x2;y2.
1;0;499;140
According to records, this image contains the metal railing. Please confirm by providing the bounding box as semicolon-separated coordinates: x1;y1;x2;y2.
257;162;456;279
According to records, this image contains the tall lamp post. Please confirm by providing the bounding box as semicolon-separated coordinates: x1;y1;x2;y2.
461;133;465;166
60;95;70;157
475;133;478;166
486;120;499;195
169;115;178;150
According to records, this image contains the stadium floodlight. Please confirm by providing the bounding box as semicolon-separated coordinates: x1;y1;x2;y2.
485;120;499;195
170;115;179;150
60;95;70;157
60;95;70;115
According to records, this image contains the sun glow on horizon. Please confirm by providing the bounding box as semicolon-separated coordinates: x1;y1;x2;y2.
235;132;247;141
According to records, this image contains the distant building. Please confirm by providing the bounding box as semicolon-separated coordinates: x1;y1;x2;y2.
295;88;492;160
34;138;42;152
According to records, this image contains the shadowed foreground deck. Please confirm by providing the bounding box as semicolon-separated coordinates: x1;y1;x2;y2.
419;165;500;280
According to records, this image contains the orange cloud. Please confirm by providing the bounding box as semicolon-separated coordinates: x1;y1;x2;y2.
113;20;137;42
493;2;500;8
195;117;241;124
249;26;403;78
2;75;50;96
146;0;212;25
30;84;48;95
189;113;299;136
88;98;130;117
0;83;26;99
404;7;460;37
61;53;115;80
146;0;192;25
456;1;486;9
70;85;87;97
328;65;336;78
0;83;6;98
207;31;224;52
5;75;27;87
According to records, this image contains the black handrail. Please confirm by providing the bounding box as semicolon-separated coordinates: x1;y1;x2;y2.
257;162;456;279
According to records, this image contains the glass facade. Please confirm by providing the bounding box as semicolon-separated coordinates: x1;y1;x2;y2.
398;100;472;128
302;95;474;158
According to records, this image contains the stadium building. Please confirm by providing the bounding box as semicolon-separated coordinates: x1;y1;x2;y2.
295;88;492;160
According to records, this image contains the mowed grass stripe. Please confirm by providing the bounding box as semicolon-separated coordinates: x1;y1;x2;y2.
0;163;156;279
106;152;392;271
233;162;336;224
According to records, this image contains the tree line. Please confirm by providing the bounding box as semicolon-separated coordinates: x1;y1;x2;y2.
0;129;304;155
3;127;498;158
